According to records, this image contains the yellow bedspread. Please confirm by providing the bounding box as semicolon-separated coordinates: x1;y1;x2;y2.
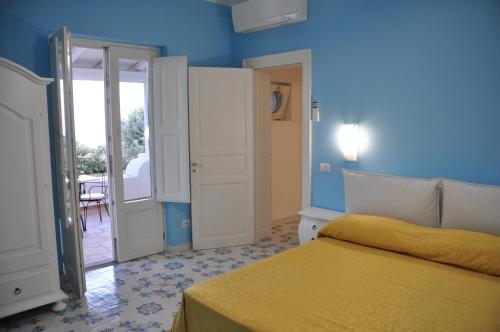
319;214;500;276
171;221;500;331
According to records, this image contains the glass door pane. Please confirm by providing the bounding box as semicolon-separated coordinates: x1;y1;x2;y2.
118;58;152;202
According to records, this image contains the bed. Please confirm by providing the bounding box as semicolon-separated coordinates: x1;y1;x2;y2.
171;214;500;332
171;171;500;331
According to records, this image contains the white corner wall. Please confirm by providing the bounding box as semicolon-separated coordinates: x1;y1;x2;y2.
261;65;302;221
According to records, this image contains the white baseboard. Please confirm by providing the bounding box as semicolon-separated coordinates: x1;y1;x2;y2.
167;243;192;254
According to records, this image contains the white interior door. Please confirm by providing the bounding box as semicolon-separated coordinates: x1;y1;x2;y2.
189;67;254;250
49;27;85;296
108;45;165;262
253;71;272;240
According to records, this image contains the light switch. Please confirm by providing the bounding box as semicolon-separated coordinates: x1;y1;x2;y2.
319;163;331;173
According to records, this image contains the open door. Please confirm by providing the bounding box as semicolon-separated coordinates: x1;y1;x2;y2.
50;26;85;296
52;34;168;271
108;46;165;263
189;67;255;250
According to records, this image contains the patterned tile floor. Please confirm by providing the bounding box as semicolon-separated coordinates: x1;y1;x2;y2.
0;217;300;332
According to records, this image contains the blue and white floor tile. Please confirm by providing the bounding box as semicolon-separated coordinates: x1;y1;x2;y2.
0;218;299;332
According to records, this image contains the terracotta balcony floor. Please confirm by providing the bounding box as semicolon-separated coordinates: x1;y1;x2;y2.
81;205;114;268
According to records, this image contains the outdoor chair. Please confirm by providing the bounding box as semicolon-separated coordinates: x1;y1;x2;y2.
79;173;109;232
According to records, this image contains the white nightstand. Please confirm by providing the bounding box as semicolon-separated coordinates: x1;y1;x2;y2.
298;207;345;245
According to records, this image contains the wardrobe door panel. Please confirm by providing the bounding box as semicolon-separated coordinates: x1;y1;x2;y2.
0;80;51;275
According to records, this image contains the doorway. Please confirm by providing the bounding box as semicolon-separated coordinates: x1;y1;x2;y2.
51;27;165;296
245;49;312;240
71;46;114;268
70;41;163;266
71;45;158;269
258;65;303;226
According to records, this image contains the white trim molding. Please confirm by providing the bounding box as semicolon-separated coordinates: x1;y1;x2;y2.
243;49;312;209
166;243;192;254
0;57;53;85
72;37;159;53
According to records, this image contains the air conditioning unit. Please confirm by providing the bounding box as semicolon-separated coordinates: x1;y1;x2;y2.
232;0;308;33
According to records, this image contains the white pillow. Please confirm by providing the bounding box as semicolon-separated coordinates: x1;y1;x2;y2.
441;179;500;236
343;169;440;227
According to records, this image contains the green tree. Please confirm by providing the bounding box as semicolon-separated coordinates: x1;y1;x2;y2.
121;107;146;168
76;142;106;175
76;107;146;174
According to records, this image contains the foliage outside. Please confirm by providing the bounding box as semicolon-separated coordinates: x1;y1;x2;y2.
121;107;146;168
76;107;146;174
76;143;106;175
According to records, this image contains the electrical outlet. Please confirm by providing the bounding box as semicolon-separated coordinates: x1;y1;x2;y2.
182;219;191;228
319;163;331;173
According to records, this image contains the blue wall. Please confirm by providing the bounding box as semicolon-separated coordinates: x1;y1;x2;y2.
0;0;232;258
0;0;233;75
232;0;500;211
1;0;500;252
165;203;192;247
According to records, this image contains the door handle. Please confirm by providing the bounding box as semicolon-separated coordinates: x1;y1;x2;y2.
191;162;200;167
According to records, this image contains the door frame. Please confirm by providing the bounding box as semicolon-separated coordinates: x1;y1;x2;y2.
73;37;158;54
70;38;117;267
70;37;164;264
243;49;312;210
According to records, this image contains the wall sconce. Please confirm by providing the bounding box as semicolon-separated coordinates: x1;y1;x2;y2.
339;123;359;162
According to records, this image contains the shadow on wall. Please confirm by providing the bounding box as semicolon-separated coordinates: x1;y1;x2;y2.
0;14;52;76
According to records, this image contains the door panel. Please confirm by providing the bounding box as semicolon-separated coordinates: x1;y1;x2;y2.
198;155;247;179
152;57;190;203
108;47;164;262
49;26;85;296
119;200;163;256
198;183;249;237
197;76;247;148
0;81;51;275
189;67;254;250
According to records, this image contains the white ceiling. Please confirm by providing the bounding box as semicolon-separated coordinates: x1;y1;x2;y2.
72;47;147;72
206;0;247;6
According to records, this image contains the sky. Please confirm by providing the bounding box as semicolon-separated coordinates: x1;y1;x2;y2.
73;80;146;148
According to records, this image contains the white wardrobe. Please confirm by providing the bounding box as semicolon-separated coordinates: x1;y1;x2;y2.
0;58;66;318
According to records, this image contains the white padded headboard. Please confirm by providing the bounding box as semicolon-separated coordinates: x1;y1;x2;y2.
441;179;500;236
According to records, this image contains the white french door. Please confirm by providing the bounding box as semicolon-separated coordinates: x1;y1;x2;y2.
52;27;266;285
107;46;164;263
189;67;255;250
50;27;86;296
52;27;166;296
